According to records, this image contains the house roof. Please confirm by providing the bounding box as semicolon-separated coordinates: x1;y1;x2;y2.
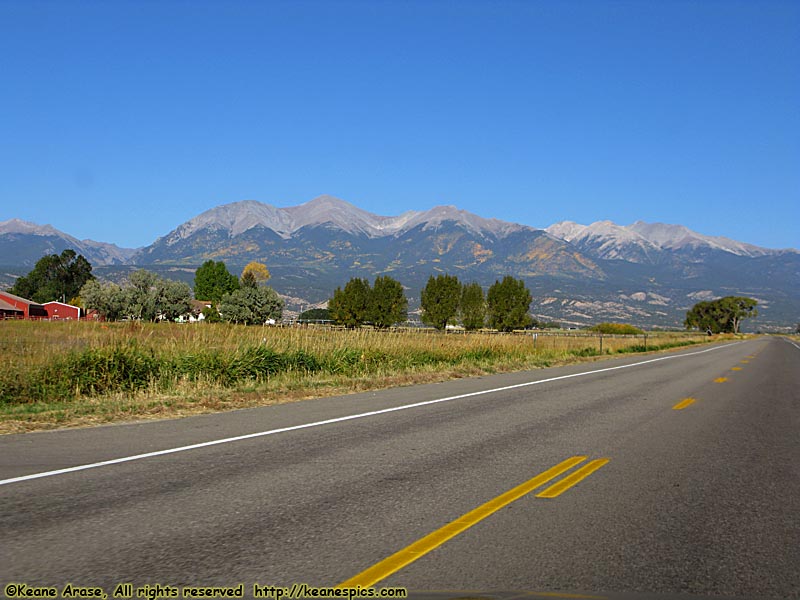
43;301;81;310
190;299;213;313
0;298;24;313
0;291;47;307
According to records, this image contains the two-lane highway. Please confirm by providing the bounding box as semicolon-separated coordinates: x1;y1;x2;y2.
1;338;798;599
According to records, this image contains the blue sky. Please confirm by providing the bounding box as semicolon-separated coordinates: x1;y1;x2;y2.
1;0;798;249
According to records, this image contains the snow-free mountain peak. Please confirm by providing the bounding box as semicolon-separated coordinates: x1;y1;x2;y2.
0;218;136;266
156;196;531;244
627;221;772;257
547;219;782;261
543;221;588;242
164;200;294;242
0;218;63;237
283;195;401;237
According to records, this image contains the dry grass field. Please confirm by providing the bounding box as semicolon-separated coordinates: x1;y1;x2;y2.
0;320;718;433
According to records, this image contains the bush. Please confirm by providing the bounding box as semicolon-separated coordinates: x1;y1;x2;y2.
589;323;644;335
39;344;159;399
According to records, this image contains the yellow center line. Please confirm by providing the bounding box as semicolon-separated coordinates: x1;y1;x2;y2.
672;398;696;410
714;377;728;383
731;367;742;371
535;459;610;499
336;456;588;588
740;360;750;363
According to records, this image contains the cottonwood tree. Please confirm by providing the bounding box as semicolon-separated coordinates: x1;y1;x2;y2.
79;280;126;321
685;296;757;334
420;274;461;330
486;276;532;332
125;270;192;321
80;270;191;322
241;262;271;288
219;285;284;325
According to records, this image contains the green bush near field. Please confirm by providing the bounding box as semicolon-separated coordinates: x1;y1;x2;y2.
590;322;644;335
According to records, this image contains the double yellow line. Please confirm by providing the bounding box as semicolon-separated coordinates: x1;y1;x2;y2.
337;456;609;588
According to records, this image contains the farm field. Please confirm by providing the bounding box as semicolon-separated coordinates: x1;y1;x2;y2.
0;320;719;433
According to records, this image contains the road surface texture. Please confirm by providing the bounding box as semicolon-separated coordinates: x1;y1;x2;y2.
2;337;798;600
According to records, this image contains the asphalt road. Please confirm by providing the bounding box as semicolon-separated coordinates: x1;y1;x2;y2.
1;337;799;600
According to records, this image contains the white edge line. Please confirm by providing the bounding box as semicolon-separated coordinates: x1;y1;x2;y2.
784;337;800;351
0;341;742;487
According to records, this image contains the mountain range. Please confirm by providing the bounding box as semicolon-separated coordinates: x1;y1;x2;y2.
1;195;797;330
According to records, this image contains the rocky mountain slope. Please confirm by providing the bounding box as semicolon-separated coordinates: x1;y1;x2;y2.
2;197;797;330
545;220;785;263
0;218;137;267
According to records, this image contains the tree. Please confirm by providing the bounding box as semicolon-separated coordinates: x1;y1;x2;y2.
721;296;758;333
79;279;126;321
126;270;160;321
420;274;461;330
80;270;192;322
298;308;331;322
685;296;757;334
218;286;284;325
241;262;271;288
369;276;408;328
193;260;239;301
459;282;486;331
202;304;223;323
487;276;532;332
529;318;563;329
10;249;94;303
158;279;195;321
124;269;192;322
329;278;371;328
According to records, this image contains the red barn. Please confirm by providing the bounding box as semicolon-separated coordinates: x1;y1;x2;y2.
0;292;48;318
43;301;82;320
0;297;24;319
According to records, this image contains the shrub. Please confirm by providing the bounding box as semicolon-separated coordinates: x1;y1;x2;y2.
589;323;644;335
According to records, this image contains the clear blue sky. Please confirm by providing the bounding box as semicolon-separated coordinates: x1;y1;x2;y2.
1;0;798;249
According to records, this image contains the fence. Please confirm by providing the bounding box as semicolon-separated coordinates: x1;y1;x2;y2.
282;321;709;353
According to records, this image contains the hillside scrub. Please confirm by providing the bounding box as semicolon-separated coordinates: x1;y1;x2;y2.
0;321;715;432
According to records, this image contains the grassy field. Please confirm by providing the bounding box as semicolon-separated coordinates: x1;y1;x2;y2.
0;320;720;433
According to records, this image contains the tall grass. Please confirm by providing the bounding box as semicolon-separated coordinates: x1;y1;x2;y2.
0;321;715;428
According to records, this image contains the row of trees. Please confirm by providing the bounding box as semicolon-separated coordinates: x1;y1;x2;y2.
328;276;408;328
80;270;193;322
6;249;533;330
78;260;283;324
193;260;282;325
193;260;272;302
326;273;534;332
8;249;763;332
420;274;533;332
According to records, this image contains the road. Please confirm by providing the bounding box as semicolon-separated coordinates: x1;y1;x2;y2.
1;337;799;600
